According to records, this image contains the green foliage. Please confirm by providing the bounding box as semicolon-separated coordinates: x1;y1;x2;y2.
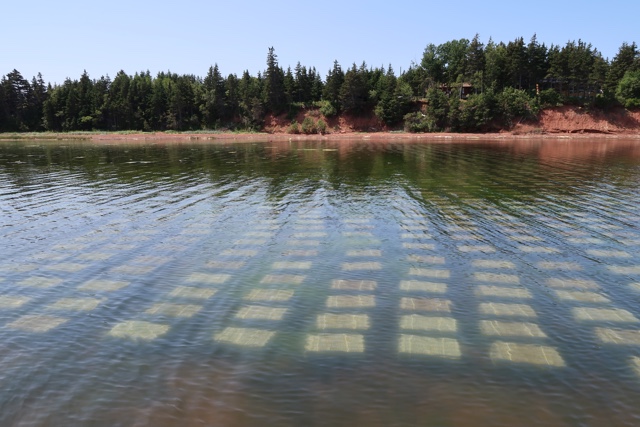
593;92;617;110
403;111;432;133
301;116;317;134
3;36;640;134
424;87;449;131
339;64;369;114
458;91;495;132
316;118;327;134
286;102;302;120
318;100;337;117
323;60;344;109
496;87;537;126
538;88;562;108
264;47;287;114
616;70;640;108
606;42;639;93
287;120;300;134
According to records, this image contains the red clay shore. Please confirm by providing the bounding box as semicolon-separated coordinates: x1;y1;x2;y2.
86;131;640;143
86;106;640;142
3;106;639;142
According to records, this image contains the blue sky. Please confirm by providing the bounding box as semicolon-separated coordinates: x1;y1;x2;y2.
3;0;638;84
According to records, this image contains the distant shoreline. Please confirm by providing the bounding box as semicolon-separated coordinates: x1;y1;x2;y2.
1;130;639;143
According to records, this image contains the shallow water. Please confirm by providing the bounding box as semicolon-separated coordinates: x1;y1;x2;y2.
1;138;640;426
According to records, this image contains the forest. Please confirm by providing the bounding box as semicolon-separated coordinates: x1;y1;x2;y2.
1;35;639;134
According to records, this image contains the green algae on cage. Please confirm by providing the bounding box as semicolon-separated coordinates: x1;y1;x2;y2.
316;313;370;330
205;261;246;269
346;249;382;257
536;261;583;271
272;261;312;270
145;303;202;317
244;231;274;238
292;232;327;238
236;306;288;320
109;264;155;275
401;233;433;239
108;320;170;340
400;315;458;332
402;243;436;250
282;250;319;256
0;296;31;308
245;289;295;302
260;274;306;285
457;245;497;253
46;263;89;273
8;315;69;333
185;273;231;285
546;278;600;290
407;255;446;264
479;320;547;338
220;249;259;256
0;264;38;273
286;240;322;246
18;277;63;288
326;295;376;308
76;252;116;261
490;342;565;367
305;333;365;353
585;249;632;258
475;286;532;299
608;265;640;275
78;279;129;292
343;231;374;237
47;297;103;311
473;272;520;284
478;303;538;318
573;307;639;323
631;357;640;378
233;239;267;245
471;260;517;269
169;286;217;299
341;262;382;271
517;245;560;254
595;327;640;345
131;255;173;265
399;280;447;293
331;279;377;291
408;268;450;279
400;297;452;312
215;327;276;347
553;290;610;303
398;335;461;358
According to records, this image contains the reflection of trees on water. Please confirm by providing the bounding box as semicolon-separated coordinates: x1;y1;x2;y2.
1;140;639;208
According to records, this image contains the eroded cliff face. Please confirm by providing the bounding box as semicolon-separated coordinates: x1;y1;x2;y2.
534;107;640;134
263;106;640;136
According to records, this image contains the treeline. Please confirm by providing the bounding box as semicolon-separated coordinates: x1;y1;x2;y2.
1;37;640;133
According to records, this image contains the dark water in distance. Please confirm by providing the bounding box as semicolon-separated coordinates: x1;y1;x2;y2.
1;138;640;427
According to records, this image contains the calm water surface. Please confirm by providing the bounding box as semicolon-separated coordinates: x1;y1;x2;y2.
1;138;640;426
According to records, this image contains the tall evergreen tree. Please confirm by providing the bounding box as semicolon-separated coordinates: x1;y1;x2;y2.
323;60;344;110
505;37;527;89
466;34;486;92
606;42;640;93
263;47;286;113
526;34;548;91
1;70;31;131
485;40;509;91
201;64;226;127
339;63;369;114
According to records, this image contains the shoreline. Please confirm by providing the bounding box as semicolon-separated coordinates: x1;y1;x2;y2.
1;130;639;143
